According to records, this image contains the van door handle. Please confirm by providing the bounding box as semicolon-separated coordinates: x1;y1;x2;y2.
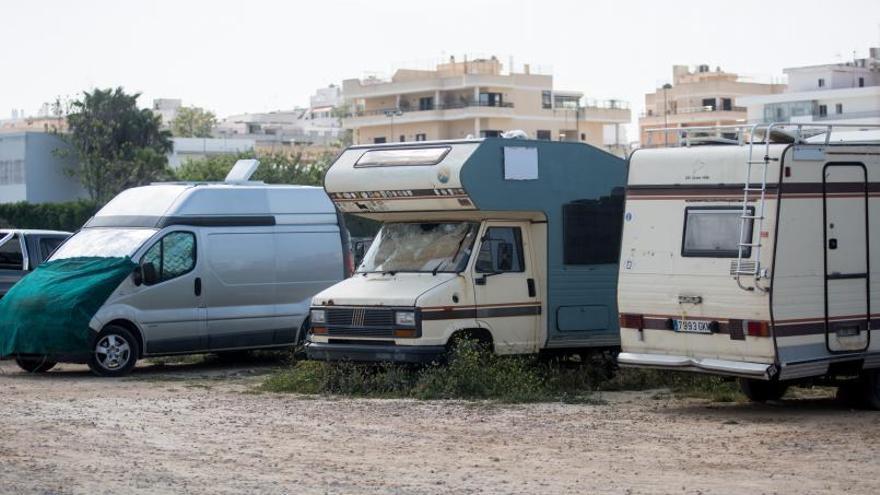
527;278;536;298
194;277;202;296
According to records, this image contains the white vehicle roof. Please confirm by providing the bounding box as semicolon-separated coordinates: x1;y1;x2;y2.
87;183;337;228
0;229;70;236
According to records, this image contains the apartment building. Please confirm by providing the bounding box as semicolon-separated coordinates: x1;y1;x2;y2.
341;56;631;154
639;65;785;147
0;132;86;204
738;47;880;125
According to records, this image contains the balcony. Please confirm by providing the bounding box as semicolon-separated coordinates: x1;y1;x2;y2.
350;100;514;118
639;106;747;118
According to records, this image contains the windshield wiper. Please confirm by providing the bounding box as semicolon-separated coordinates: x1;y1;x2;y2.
434;226;473;276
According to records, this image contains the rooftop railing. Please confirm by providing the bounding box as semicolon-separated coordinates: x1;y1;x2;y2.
348;100;515;118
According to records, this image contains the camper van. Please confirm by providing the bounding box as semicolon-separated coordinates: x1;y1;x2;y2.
617;124;880;407
22;161;351;376
306;138;627;363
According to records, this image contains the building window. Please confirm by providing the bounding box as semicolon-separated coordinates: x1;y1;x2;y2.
475;227;524;273
415;133;427;141
399;135;406;142
835;103;843;115
701;98;716;111
580;133;586;141
818;78;825;88
418;97;434;111
373;137;387;144
722;98;732;111
536;130;551;140
859;77;865;87
562;191;625;265
541;91;552;109
479;92;503;107
480;130;501;138
818;105;828;117
0;159;25;185
681;207;752;258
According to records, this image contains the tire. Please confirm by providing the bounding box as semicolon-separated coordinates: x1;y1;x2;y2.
739;378;789;403
88;325;140;377
15;356;56;373
858;370;880;410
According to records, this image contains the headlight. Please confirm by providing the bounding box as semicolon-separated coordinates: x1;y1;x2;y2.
395;311;416;326
310;309;326;324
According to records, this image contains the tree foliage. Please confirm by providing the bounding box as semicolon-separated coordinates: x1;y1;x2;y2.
175;150;331;186
60;87;174;203
170;106;217;138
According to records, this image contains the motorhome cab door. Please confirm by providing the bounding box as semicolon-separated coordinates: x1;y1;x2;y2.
472;222;541;353
823;163;870;352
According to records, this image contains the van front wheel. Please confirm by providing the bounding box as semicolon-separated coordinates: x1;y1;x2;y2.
739;378;788;403
88;325;140;377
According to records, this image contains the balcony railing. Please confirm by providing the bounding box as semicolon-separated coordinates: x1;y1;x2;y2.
640;106;747;118
349;101;514;118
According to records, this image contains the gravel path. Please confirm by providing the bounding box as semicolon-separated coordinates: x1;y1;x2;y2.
0;359;878;495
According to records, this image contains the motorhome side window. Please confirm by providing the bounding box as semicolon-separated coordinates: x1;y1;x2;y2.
142;232;196;284
562;193;624;265
476;227;524;273
681;207;753;258
0;235;24;270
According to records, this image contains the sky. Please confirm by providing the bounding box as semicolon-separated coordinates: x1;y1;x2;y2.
2;0;879;139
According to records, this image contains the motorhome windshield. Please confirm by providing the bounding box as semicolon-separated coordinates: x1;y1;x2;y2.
358;222;478;273
50;228;157;260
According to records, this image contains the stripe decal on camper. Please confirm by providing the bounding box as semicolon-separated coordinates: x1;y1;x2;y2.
626;182;880;201
329;188;469;202
624;313;880;337
421;302;542;321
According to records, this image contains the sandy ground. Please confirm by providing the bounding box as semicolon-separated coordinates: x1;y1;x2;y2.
0;359;879;495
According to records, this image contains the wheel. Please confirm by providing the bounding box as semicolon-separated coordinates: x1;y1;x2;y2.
15;356;56;373
88;325;140;377
739;378;789;402
858;369;880;410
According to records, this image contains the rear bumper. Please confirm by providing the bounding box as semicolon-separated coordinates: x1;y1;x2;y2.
618;352;776;379
305;341;445;364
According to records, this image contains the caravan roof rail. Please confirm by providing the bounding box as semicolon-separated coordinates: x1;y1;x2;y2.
643;122;880;149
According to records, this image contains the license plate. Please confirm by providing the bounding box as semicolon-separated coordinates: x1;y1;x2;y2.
673;319;713;334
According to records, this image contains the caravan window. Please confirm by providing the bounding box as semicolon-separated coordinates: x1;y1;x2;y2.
355;146;450;168
476;227;525;273
681;207;753;258
142;231;196;284
562;192;624;265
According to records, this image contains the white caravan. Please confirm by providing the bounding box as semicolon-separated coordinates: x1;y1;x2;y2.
307;138;627;363
42;161;351;376
617;124;880;407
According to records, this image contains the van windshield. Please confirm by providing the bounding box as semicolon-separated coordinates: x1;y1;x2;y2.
50;228;158;261
358;222;478;274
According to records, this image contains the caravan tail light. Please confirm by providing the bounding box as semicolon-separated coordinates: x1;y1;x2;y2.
746;320;770;337
619;313;644;330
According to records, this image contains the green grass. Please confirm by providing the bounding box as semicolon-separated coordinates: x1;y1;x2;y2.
260;341;743;403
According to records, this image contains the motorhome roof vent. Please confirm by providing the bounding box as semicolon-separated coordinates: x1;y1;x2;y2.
501;130;529;139
225;159;260;183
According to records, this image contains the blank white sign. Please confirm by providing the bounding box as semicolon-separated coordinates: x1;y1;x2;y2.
503;146;538;180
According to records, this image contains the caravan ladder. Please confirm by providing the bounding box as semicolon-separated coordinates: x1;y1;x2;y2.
733;124;772;291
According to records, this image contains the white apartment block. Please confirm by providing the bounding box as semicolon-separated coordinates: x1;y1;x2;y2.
738;47;880;125
341;56;631;154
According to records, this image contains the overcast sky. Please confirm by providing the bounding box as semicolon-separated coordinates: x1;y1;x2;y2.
3;0;879;137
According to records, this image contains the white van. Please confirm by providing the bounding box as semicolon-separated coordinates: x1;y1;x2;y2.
41;162;351;376
306;138;627;363
617;124;880;407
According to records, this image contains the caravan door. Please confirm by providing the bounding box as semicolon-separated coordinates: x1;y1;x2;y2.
823;163;870;353
472;222;541;353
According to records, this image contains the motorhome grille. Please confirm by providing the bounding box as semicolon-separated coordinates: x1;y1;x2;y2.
325;308;396;327
326;327;395;338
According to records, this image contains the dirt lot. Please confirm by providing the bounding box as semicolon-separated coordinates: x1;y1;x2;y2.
1;359;878;495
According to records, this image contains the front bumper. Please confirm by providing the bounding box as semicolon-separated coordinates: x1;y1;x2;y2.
617;352;775;379
305;341;445;364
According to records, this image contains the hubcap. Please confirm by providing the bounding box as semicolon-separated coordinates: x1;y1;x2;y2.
95;334;131;370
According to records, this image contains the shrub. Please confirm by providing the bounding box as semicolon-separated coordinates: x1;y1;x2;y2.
0;200;100;232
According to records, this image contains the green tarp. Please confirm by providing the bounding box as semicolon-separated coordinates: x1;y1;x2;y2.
0;257;136;357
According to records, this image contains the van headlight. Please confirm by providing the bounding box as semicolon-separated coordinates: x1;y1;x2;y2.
310;309;326;324
395;311;416;327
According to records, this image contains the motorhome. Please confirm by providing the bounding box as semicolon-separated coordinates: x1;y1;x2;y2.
617;124;880;407
306;137;627;363
9;160;351;376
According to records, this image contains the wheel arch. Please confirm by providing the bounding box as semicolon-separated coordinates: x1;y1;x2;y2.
102;319;145;358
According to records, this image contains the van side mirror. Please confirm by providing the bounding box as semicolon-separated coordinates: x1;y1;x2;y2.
134;262;159;286
496;242;514;271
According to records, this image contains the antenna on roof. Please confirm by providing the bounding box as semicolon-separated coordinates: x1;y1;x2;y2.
225;159;260;183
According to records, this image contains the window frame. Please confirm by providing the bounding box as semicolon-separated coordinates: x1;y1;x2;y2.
0;233;25;271
475;226;525;274
140;230;197;285
680;206;753;259
354;146;450;168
